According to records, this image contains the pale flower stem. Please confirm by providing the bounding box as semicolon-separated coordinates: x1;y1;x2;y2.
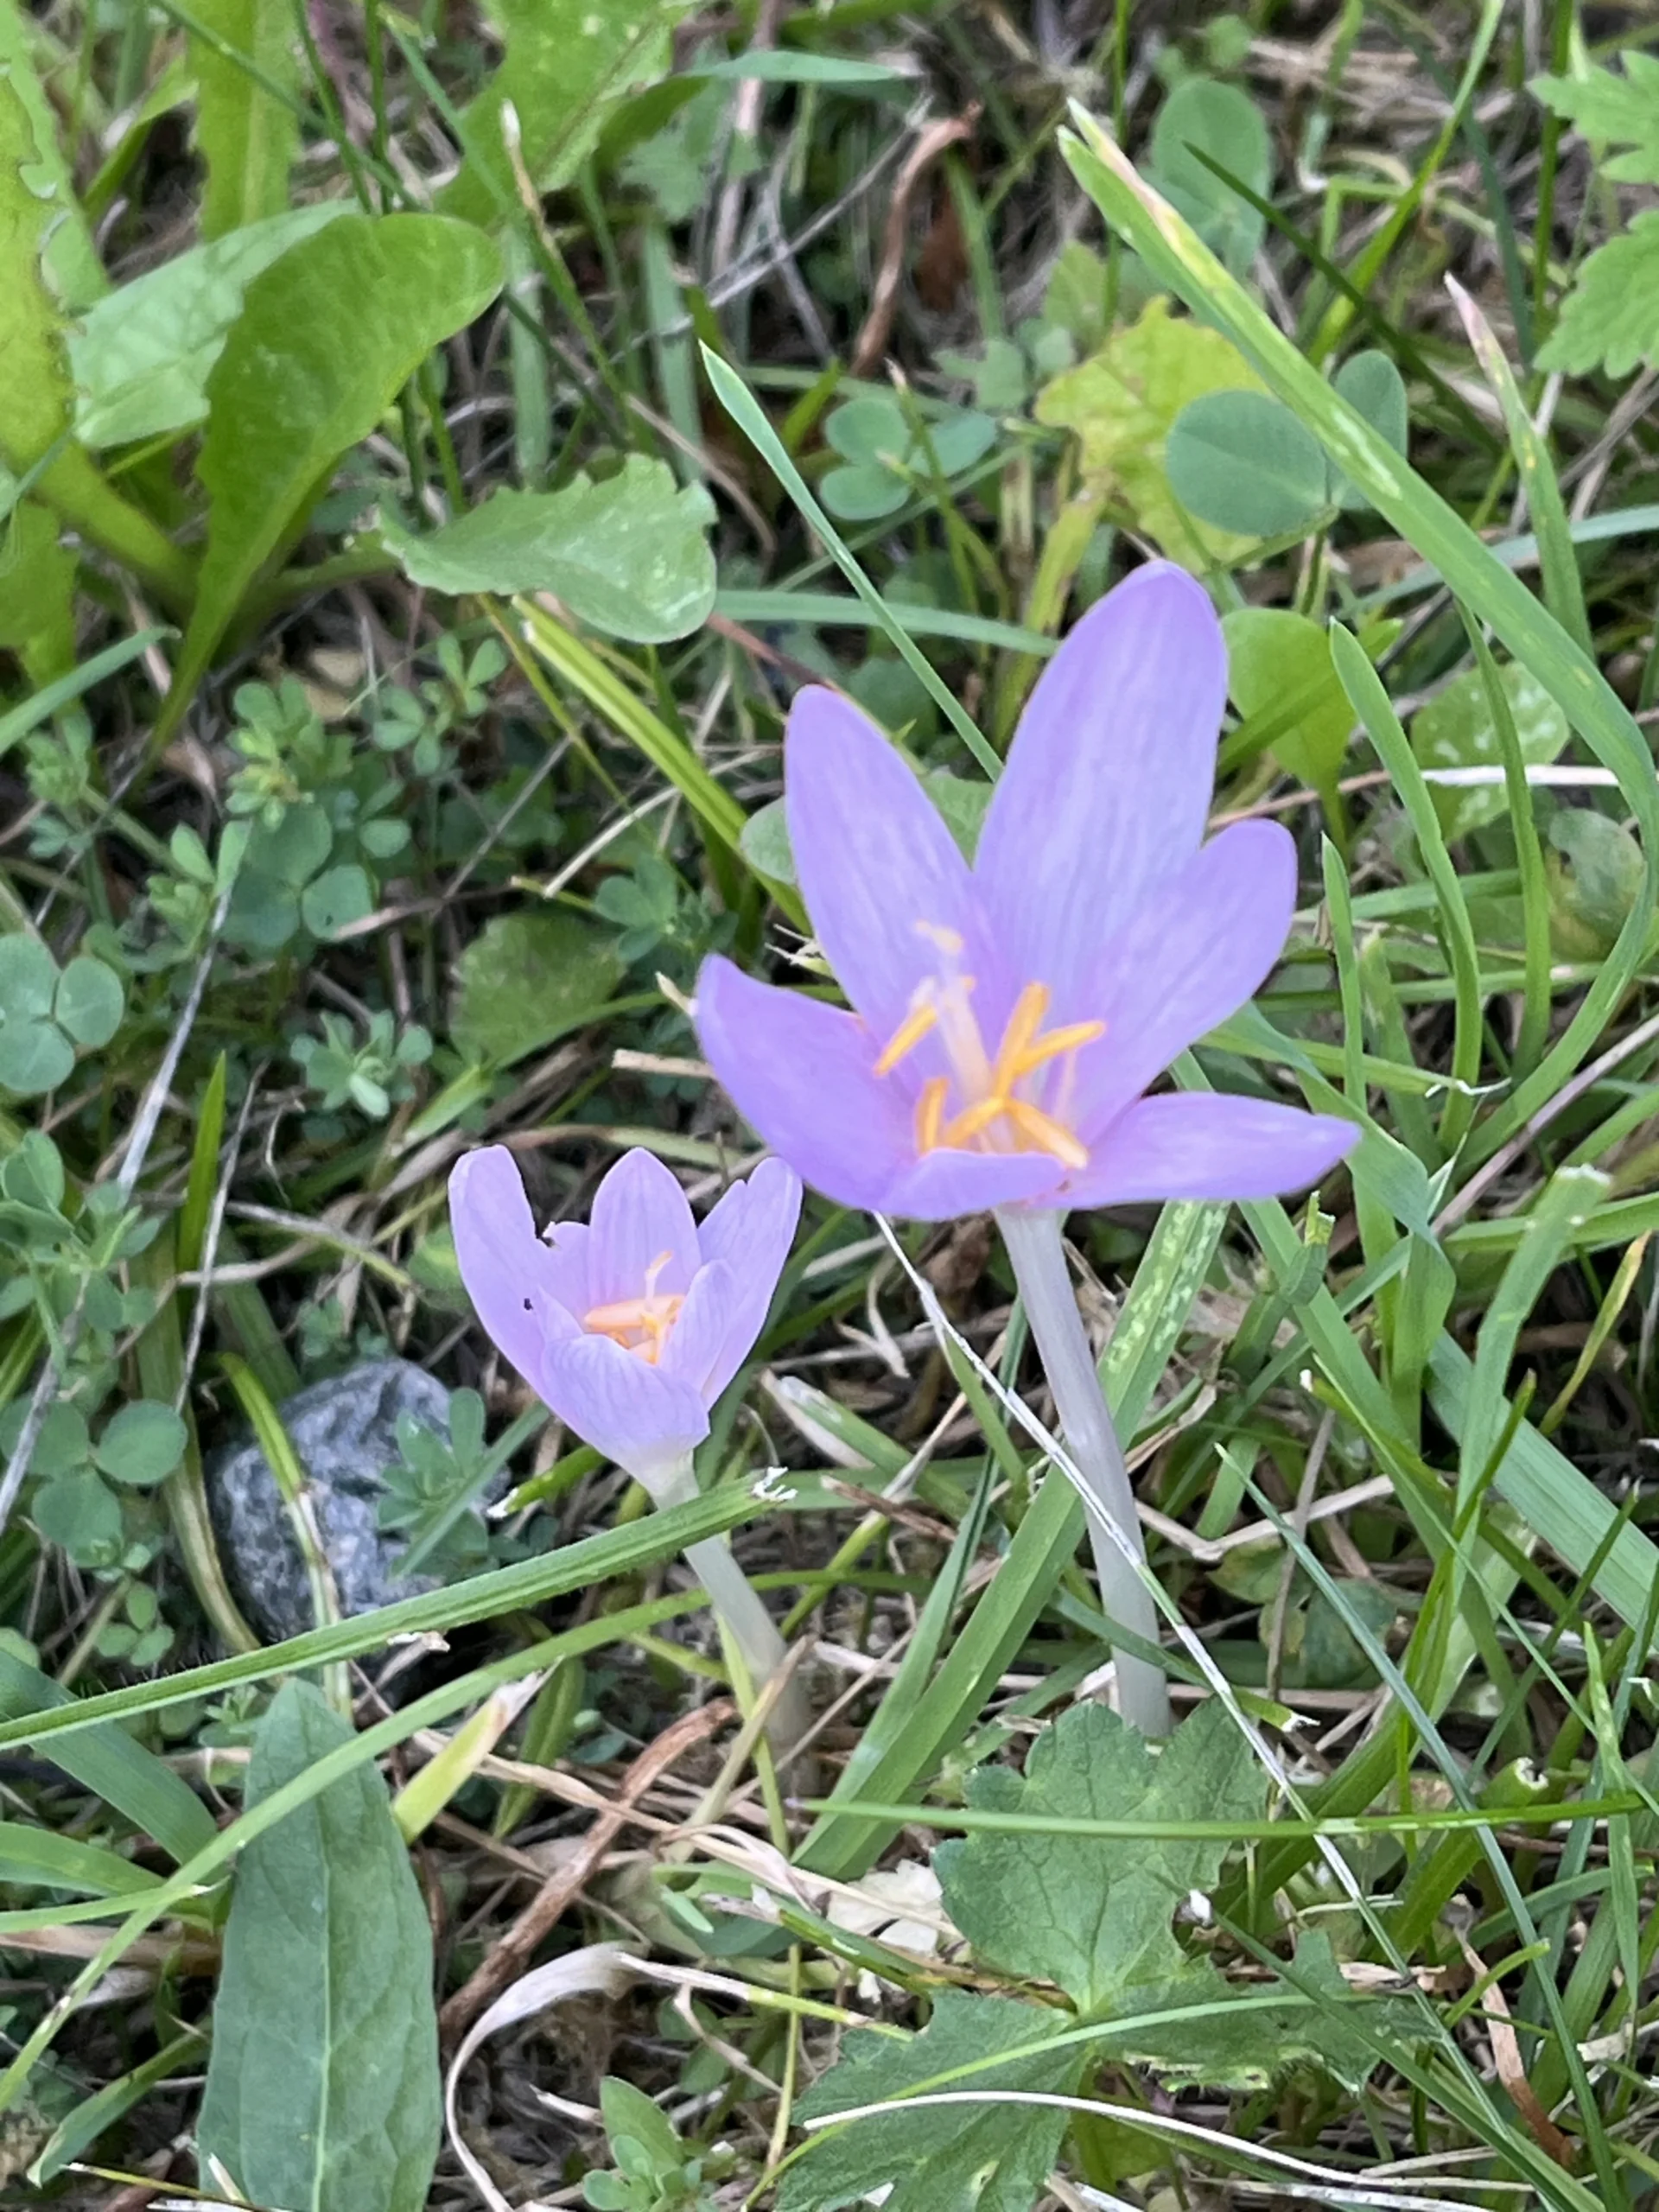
996;1208;1173;1738
653;1463;810;1760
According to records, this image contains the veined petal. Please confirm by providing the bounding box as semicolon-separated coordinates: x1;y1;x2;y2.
974;563;1228;1007
881;1144;1067;1222
586;1147;700;1306
696;956;916;1211
539;1217;594;1317
785;686;986;1035
1066;820;1300;1140
656;1260;735;1397
542;1332;709;1480
1062;1093;1358;1208
449;1147;577;1390
695;1156;803;1400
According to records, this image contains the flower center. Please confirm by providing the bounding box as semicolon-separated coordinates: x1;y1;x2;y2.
583;1249;684;1364
873;927;1103;1169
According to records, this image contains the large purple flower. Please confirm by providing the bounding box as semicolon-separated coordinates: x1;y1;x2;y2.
696;562;1357;1221
449;1146;801;1484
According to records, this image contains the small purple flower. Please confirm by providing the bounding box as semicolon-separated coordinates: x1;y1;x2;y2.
448;1146;801;1484
696;562;1357;1222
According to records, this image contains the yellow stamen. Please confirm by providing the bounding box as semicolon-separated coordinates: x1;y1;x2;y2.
874;996;939;1076
1007;1018;1106;1079
993;982;1051;1084
915;1076;949;1154
583;1291;685;1364
940;1096;1012;1148
1003;1097;1090;1170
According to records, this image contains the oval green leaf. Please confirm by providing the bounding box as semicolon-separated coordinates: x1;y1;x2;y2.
1166;389;1329;537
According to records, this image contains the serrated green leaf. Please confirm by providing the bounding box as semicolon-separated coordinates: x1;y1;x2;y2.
438;0;683;228
197;1681;441;2212
1109;1932;1408;2091
781;1993;1087;2212
69;204;348;448
53;955;124;1048
1166;388;1328;537
1534;52;1659;183
1536;212;1659;377
1410;661;1568;840
1035;296;1268;568
387;457;715;642
449;908;624;1067
188;0;302;238
935;1702;1262;2012
178;213;503;700
94;1402;188;1487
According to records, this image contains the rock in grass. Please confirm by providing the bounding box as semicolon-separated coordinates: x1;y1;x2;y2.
207;1358;459;1643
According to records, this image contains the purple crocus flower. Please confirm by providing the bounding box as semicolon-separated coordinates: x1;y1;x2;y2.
448;1146;802;1487
696;563;1357;1221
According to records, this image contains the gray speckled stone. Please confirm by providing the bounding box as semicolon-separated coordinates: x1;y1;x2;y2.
207;1358;454;1644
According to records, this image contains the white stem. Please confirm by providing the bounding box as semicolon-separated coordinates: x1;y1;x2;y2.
651;1461;810;1760
996;1208;1172;1738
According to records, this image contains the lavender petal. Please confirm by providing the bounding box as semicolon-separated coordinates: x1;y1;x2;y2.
1062;1093;1358;1208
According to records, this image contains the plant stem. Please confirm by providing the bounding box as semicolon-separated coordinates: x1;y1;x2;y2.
996;1208;1172;1738
652;1463;810;1761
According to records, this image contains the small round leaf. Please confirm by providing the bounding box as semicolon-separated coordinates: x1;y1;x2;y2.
1166;390;1329;537
0;1017;75;1096
0;933;59;1019
301;863;376;940
94;1400;188;1486
54;956;125;1048
31;1471;124;1566
821;462;907;520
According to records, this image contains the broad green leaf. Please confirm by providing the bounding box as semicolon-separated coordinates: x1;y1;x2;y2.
0;0;105;309
1409;661;1568;840
53;954;124;1048
1149;76;1272;275
449;908;624;1067
780;1993;1087;2212
1536;211;1659;377
1223;607;1354;810
439;0;683;228
1035;296;1268;568
0;495;75;681
197;1681;442;2212
1534;52;1659;183
189;0;301;238
1166;389;1328;537
69;203;348;448
935;1702;1261;2012
386;456;716;642
1548;809;1645;957
0;1647;219;1863
94;1402;188;1487
825;393;907;463
179;213;503;701
23;1401;90;1475
0;74;189;601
